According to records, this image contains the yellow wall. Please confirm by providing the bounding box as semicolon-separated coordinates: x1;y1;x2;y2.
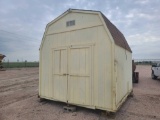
47;12;102;34
39;11;132;112
115;45;132;107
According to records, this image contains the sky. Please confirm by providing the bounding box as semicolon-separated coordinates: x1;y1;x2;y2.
0;0;160;61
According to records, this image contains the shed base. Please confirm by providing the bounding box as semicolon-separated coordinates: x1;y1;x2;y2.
39;90;132;113
63;106;76;112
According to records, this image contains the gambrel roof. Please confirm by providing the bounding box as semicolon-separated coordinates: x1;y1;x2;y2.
45;9;132;53
101;13;132;52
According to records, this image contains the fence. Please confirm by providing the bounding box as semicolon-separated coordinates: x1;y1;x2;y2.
2;61;39;68
134;59;160;65
1;59;160;68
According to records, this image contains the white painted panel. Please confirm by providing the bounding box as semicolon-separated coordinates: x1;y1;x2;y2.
68;46;92;105
54;50;60;74
40;25;115;111
93;26;112;109
115;45;132;106
53;48;68;102
41;38;51;97
47;12;102;34
69;76;86;103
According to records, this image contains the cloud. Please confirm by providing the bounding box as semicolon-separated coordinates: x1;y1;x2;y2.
0;30;39;61
0;0;160;61
135;0;149;4
127;32;160;45
127;32;160;59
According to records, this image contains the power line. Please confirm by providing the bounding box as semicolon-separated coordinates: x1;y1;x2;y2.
0;29;41;41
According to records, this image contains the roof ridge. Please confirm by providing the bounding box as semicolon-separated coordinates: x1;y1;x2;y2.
68;8;101;13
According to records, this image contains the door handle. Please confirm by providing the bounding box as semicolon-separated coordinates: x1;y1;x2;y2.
63;73;69;76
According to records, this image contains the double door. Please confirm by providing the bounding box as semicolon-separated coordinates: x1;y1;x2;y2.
52;45;92;105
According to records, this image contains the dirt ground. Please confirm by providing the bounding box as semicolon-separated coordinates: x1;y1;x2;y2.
0;65;160;120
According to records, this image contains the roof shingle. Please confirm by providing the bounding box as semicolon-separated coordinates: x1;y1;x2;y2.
101;13;132;53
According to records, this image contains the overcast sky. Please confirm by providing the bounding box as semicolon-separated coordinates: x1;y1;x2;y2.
0;0;160;61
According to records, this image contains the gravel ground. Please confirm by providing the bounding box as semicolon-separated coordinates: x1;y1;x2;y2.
0;65;160;120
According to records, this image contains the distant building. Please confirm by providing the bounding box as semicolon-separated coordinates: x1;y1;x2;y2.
0;54;5;61
0;54;5;69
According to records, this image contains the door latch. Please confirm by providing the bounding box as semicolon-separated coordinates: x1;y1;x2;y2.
63;73;69;75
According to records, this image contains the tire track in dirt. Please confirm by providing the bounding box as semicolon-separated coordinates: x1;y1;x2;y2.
0;93;37;108
0;80;38;93
0;78;38;92
0;74;38;87
0;72;38;81
123;111;159;119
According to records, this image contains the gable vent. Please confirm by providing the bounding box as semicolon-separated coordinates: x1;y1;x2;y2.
66;20;75;27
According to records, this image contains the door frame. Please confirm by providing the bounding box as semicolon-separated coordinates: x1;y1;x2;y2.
52;44;94;105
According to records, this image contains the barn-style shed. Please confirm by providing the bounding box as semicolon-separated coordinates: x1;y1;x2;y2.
39;9;132;112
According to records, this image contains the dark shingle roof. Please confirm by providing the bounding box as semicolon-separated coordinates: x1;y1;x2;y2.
101;13;132;53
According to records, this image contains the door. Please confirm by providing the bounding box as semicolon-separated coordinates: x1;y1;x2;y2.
52;45;92;106
155;63;160;76
68;46;92;105
53;48;68;102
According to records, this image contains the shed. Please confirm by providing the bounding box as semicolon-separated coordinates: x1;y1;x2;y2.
39;9;132;112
